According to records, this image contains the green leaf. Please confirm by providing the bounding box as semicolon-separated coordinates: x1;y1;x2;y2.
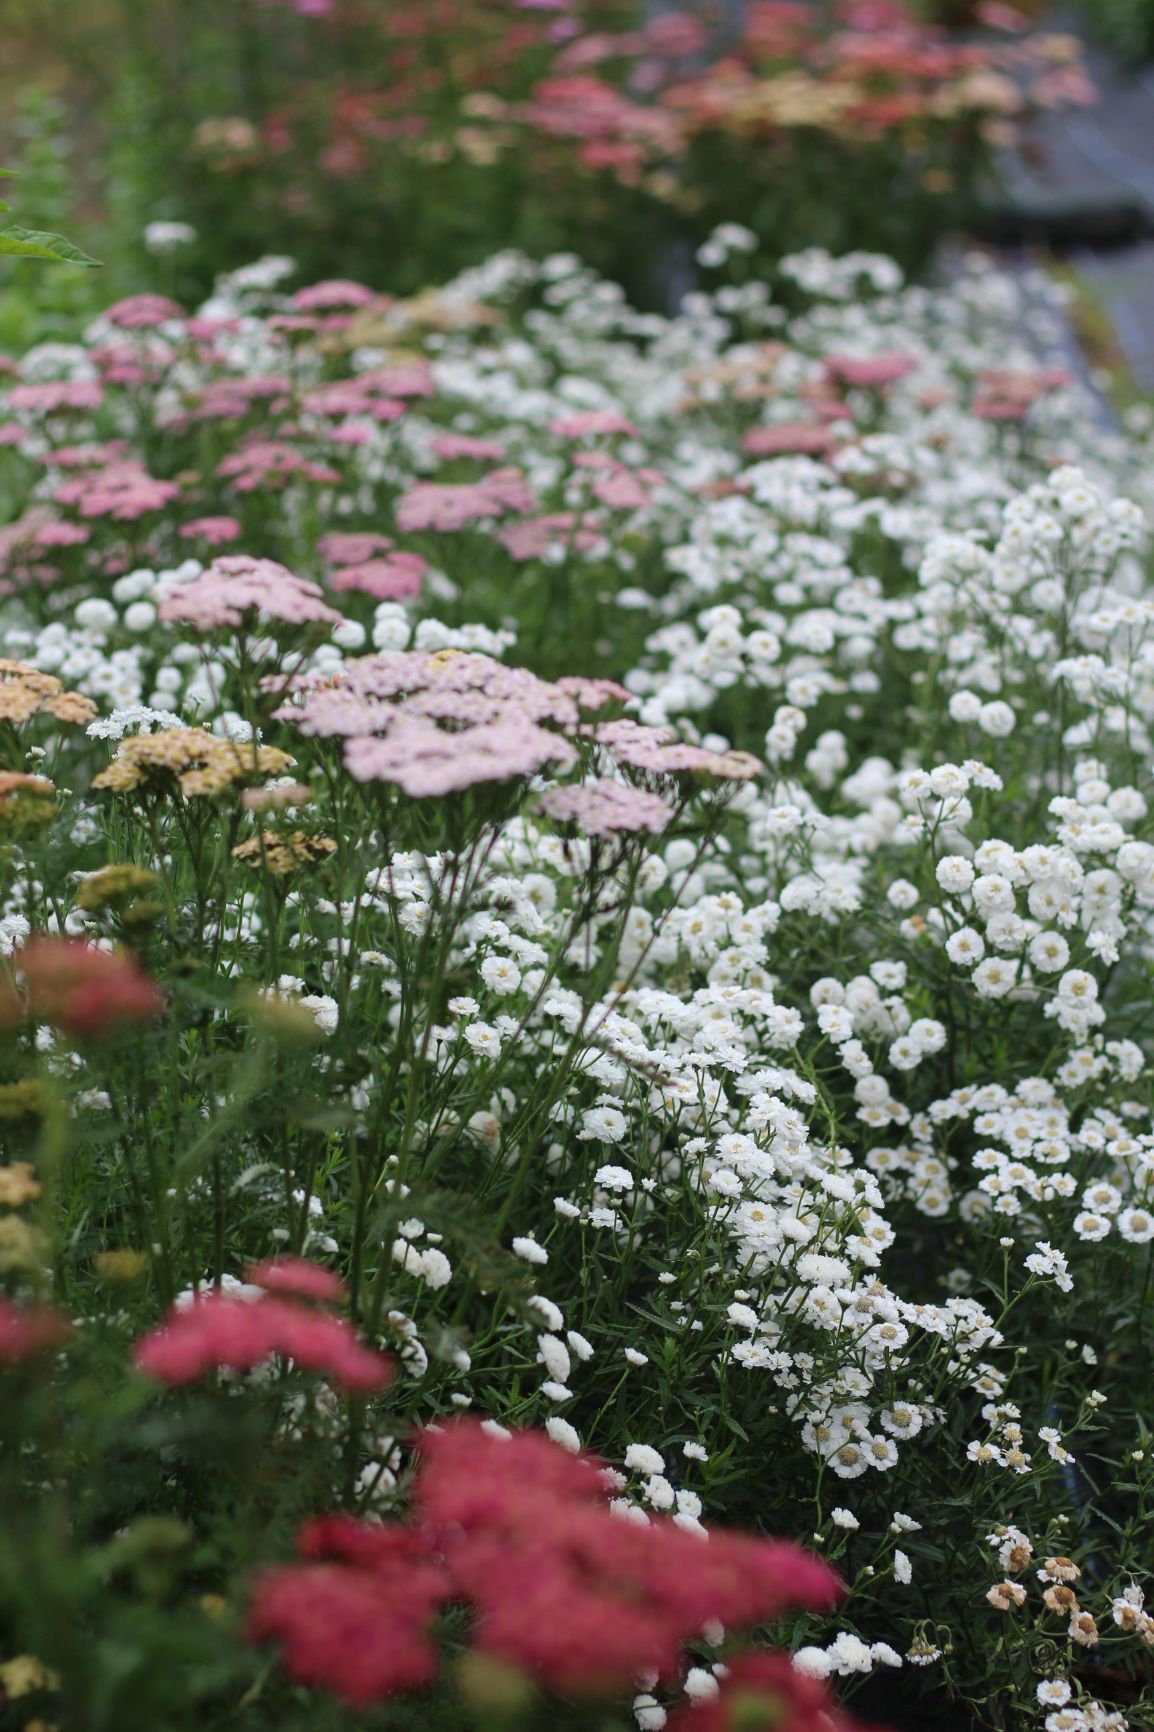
0;225;100;267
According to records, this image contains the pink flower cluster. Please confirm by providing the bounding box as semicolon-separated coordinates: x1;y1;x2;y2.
538;777;673;836
55;460;180;522
0;1298;70;1363
275;650;760;803
316;530;427;601
277;648;580;797
133;1261;391;1395
248;1417;844;1708
157;554;345;632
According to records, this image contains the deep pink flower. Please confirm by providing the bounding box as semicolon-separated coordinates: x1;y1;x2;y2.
0;938;163;1038
247;1518;446;1707
328;552;426;601
245;1257;347;1303
133;1292;392;1394
0;1298;70;1363
665;1651;854;1732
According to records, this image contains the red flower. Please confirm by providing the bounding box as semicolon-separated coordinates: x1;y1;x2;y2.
133;1292;392;1394
244;1256;347;1304
246;1561;441;1707
1;938;163;1039
415;1421;840;1693
248;1421;844;1708
666;1652;855;1732
0;1297;70;1363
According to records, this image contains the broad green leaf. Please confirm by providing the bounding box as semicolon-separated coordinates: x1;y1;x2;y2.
0;225;100;267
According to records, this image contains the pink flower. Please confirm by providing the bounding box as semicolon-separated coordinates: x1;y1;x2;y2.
429;432;506;463
0;937;163;1038
216;441;340;492
292;280;377;311
180;516;242;545
0;1297;70;1363
591;470;650;510
133;1292;392;1394
244;1257;347;1303
597;718;760;781
8;380;104;415
55;461;180;521
362;360;434;400
539;779;673;836
549;408;638;439
498;512;603;562
743;421;835;458
247;1525;446;1707
395;482;505;534
316;531;394;566
248;1419;843;1708
158;554;345;631
328;553;426;601
344;716;576;798
824;352;917;390
105;294;185;329
665;1651;855;1732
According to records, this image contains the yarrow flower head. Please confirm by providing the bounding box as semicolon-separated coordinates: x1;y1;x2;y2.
133;1290;392;1394
249;1420;842;1706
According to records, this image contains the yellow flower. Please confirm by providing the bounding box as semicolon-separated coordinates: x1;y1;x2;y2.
0;1158;41;1202
93;1248;149;1283
231;831;337;876
93;730;295;799
0;1654;58;1698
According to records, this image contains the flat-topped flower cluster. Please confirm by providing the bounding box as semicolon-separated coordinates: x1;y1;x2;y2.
2;239;1154;1732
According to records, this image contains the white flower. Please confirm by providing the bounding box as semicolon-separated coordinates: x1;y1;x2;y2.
684;1668;720;1701
792;1647;834;1679
464;1021;501;1057
545;1416;582;1453
480;954;522;995
299;993;338;1036
894;1548;912;1584
511;1236;549;1266
831;1507;859;1530
945;925;985;965
579;1105;628;1142
936;856;975;894
625;1443;666;1476
1037;1680;1072;1708
595;1163;635;1192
